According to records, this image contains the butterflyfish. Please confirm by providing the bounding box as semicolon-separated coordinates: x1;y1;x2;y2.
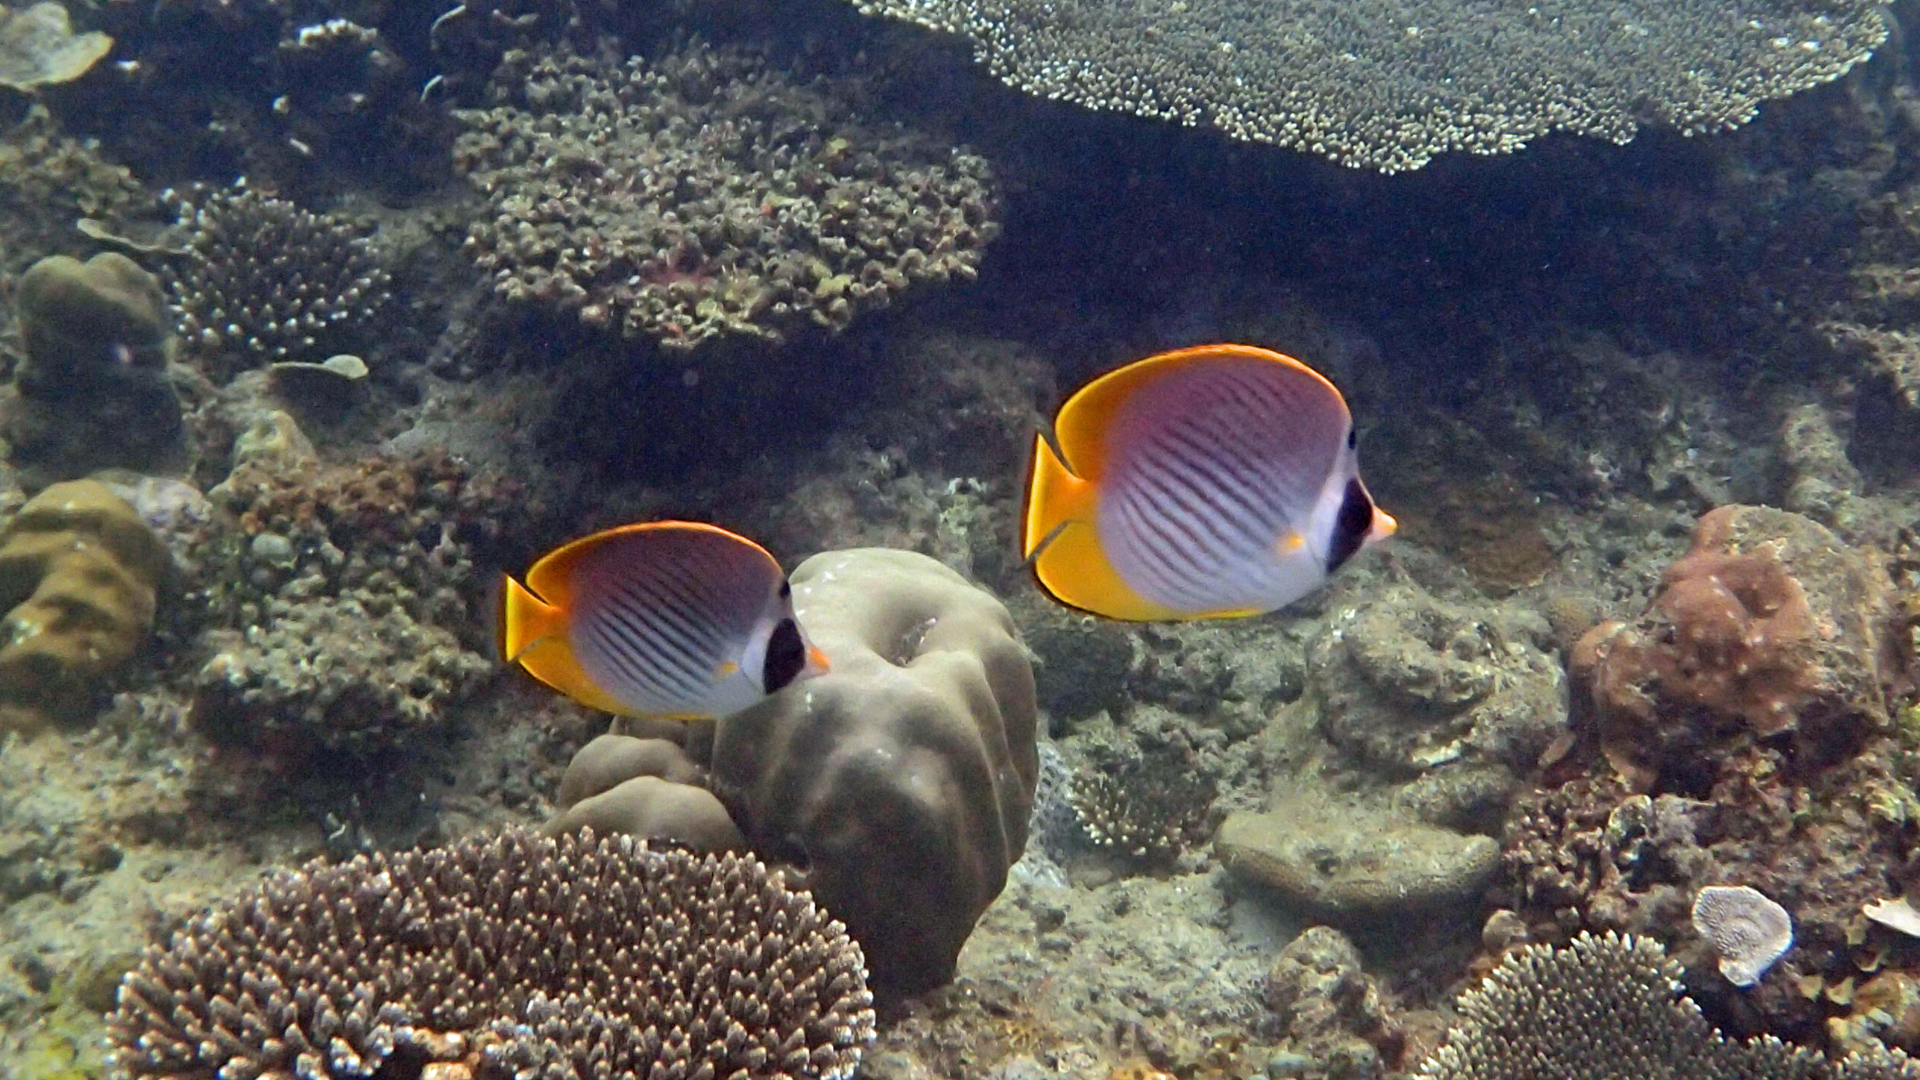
499;521;828;718
1021;344;1396;621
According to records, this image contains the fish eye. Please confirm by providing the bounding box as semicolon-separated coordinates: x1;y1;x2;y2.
1346;427;1357;450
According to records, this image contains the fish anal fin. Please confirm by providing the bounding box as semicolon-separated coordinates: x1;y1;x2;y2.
512;637;641;716
1032;518;1185;622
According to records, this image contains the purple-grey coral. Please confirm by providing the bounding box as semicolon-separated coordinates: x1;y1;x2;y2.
165;182;393;375
846;0;1885;172
1414;932;1920;1080
454;44;998;351
106;828;876;1080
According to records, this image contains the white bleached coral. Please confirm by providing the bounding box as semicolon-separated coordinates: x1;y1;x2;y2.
1692;884;1794;987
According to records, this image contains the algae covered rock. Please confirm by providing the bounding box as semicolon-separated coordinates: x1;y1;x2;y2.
1572;504;1893;792
4;252;184;479
712;548;1038;997
1217;793;1499;926
0;479;167;731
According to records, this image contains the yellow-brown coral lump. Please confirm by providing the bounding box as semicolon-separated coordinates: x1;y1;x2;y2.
0;480;167;731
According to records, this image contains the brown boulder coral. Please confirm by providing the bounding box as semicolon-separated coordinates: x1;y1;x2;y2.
711;549;1037;998
0;479;168;732
106;828;875;1080
1573;505;1895;793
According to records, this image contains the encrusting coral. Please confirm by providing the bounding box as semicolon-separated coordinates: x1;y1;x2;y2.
4;252;185;479
1572;505;1895;793
843;0;1885;172
0;479;168;732
188;418;522;758
548;548;1038;998
106;828;876;1080
455;43;998;352
1413;932;1920;1079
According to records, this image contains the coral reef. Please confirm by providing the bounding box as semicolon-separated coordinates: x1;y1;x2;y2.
1261;927;1404;1079
709;548;1037;997
4;252;185;480
842;0;1884;172
1066;746;1217;868
0;2;110;91
1572;505;1895;793
0;480;168;732
454;44;998;352
1693;883;1794;987
0;108;152;278
1309;582;1568;833
164;183;394;378
1412;932;1920;1079
187;419;525;758
106;828;876;1080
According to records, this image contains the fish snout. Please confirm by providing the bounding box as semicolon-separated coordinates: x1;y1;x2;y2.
1370;507;1398;541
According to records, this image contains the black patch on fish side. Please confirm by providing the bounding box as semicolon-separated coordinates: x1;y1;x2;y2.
762;617;808;692
1326;479;1374;573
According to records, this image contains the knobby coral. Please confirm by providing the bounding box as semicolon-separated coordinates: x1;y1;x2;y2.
845;0;1885;172
455;43;998;352
107;828;876;1080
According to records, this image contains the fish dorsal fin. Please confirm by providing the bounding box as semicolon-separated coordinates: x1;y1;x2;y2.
526;520;779;601
1051;344;1344;482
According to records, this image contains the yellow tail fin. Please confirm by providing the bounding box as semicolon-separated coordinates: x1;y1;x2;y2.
1021;433;1178;620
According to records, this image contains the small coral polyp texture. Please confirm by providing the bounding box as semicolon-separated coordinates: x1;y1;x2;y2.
107;828;876;1080
454;43;999;352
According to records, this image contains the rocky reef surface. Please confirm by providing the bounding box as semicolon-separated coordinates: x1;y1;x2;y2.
9;0;1920;1078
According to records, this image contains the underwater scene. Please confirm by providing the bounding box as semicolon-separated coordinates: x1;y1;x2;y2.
13;0;1920;1076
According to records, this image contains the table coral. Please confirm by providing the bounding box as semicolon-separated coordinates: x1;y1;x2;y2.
1573;505;1895;794
454;43;998;353
0;479;168;732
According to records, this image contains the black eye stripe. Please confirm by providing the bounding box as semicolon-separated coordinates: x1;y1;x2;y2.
1346;427;1357;449
1326;479;1373;573
761;617;807;692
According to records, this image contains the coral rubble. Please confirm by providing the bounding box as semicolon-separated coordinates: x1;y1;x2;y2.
455;44;998;352
106;828;876;1080
0;479;167;732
